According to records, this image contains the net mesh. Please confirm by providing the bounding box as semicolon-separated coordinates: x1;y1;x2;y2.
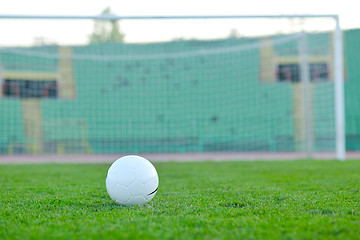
0;17;355;155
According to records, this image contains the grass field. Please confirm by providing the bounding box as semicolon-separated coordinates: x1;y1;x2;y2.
1;160;360;239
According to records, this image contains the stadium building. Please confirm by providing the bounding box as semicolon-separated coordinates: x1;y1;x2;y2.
0;29;359;154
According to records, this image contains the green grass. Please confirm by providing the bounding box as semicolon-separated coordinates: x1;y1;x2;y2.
0;160;360;239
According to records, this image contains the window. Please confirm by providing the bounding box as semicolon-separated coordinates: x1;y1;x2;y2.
277;64;300;82
276;63;329;83
2;79;57;98
310;63;328;82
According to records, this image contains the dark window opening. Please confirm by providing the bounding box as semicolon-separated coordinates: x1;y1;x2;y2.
2;79;57;98
310;63;329;82
277;64;300;82
277;63;329;83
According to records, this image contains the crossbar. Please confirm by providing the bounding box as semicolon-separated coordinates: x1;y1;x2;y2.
0;14;338;20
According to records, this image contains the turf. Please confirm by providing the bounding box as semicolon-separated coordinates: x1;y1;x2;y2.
0;160;360;239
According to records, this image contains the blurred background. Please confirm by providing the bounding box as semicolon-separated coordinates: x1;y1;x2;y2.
0;0;359;160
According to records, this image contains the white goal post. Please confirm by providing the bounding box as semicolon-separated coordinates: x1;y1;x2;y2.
0;14;345;160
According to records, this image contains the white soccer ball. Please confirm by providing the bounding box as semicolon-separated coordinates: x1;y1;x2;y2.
106;155;159;206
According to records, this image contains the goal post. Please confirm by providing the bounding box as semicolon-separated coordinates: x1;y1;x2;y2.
334;17;346;161
0;14;346;160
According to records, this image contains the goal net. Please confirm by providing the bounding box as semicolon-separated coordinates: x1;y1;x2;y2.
0;15;345;158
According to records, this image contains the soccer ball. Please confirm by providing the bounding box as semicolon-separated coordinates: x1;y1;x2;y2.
106;155;159;206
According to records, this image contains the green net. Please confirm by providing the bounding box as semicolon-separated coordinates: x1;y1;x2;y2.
0;17;356;155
